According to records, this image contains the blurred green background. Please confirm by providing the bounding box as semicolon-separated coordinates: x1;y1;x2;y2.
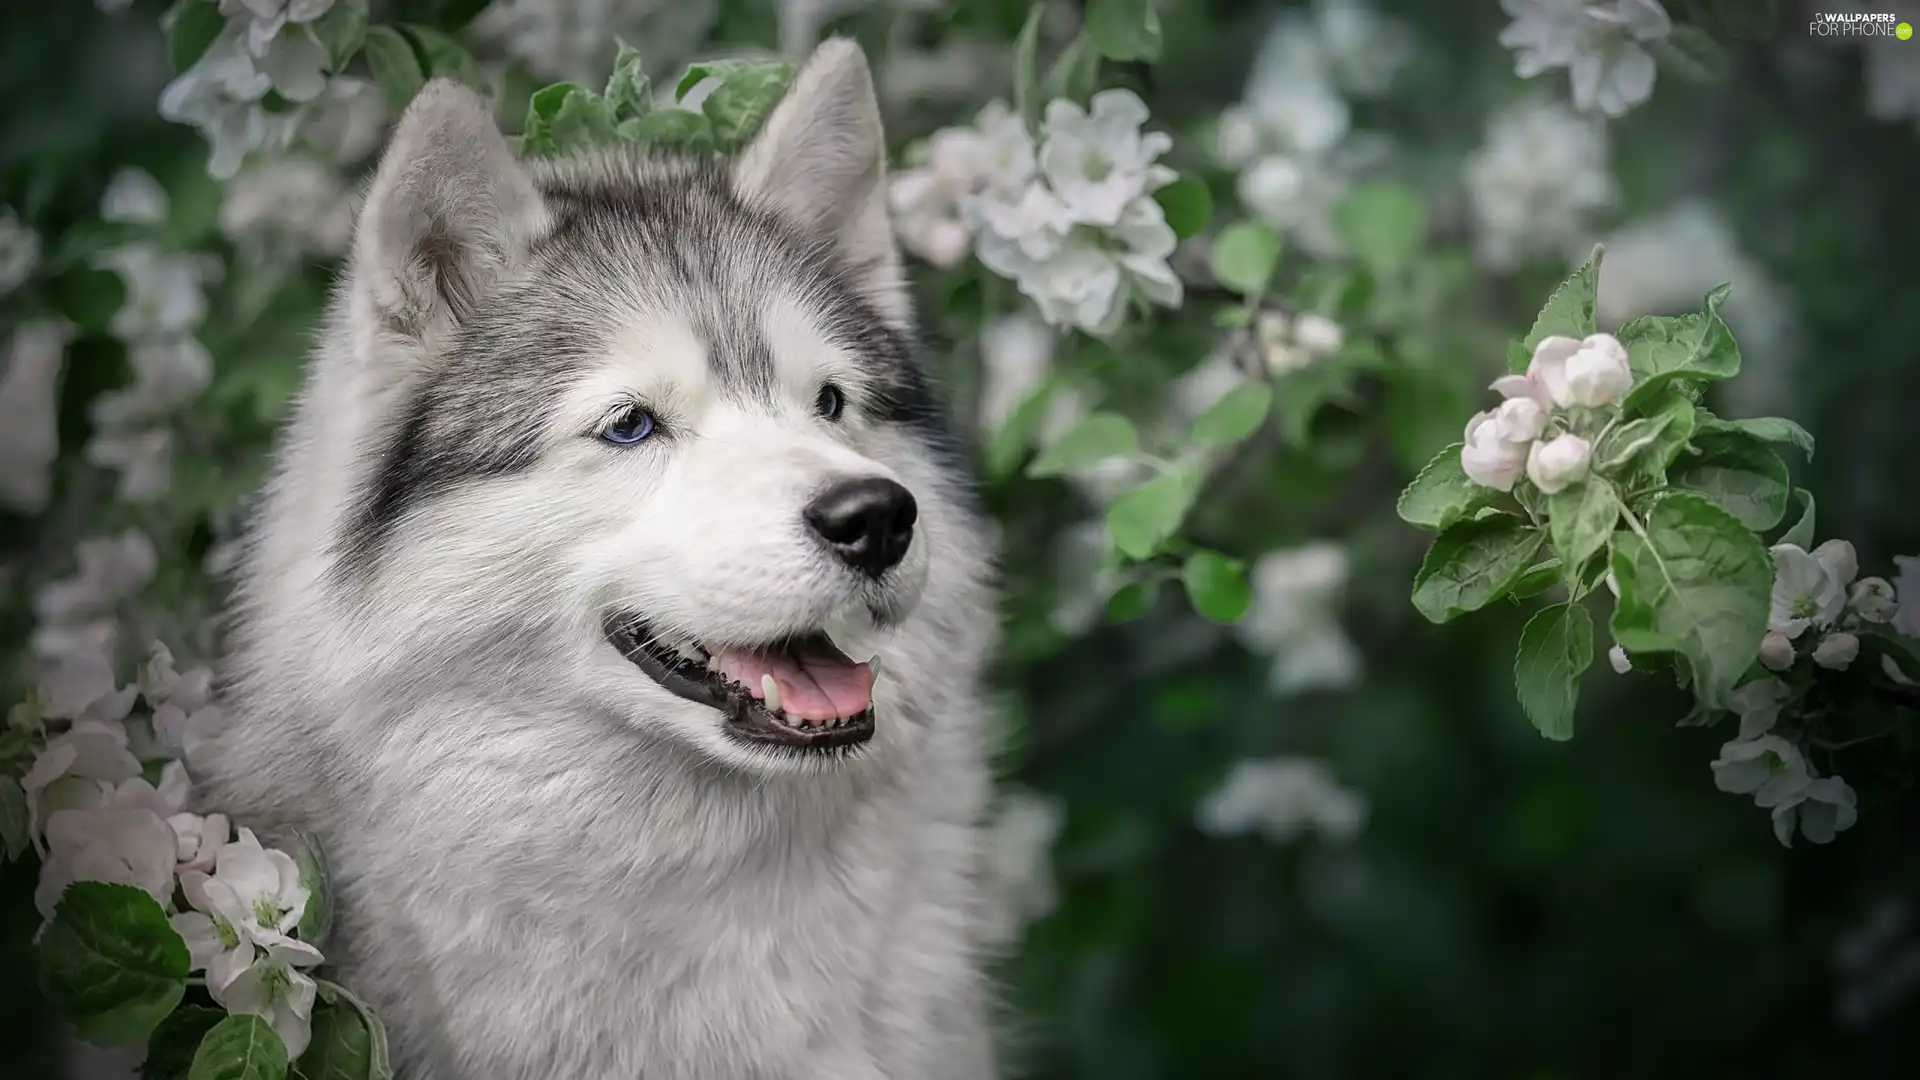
3;1;1918;1078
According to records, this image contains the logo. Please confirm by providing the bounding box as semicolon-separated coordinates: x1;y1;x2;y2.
1810;11;1910;36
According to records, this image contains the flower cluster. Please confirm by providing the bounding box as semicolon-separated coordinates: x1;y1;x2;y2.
8;640;326;1057
889;91;1182;336
1235;543;1362;697
220;156;357;265
1463;99;1617;272
1498;0;1673;118
160;0;386;178
1212;0;1408;258
1461;332;1632;493
1198;757;1369;844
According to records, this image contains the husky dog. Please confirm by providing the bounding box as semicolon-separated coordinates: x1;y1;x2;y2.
192;39;999;1080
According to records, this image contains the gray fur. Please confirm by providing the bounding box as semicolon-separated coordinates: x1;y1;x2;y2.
192;40;1000;1080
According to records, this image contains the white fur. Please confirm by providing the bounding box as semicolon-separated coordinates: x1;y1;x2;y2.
190;40;1002;1080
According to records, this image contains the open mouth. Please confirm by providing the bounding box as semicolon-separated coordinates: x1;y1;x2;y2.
604;614;878;752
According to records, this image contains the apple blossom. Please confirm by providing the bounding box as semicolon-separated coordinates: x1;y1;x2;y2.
1849;577;1897;623
1758;630;1796;672
1198;757;1369;844
217;942;323;1057
1608;645;1630;674
1560;334;1632;406
171;812;232;873
1813;539;1859;589
1526;433;1591;494
1461;410;1529;491
34;804;179;919
1813;632;1859;672
1498;0;1674;118
1770;543;1846;639
20;719;142;834
1711;733;1810;808
1771;776;1858;847
1493;396;1548;443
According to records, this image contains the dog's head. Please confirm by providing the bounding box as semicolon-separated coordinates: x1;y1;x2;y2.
316;41;986;773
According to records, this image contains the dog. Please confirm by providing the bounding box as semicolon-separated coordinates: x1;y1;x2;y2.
190;38;1001;1080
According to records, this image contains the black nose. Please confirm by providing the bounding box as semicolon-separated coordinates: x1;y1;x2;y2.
804;477;917;577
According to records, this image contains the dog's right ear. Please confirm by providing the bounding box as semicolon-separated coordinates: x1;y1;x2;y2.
352;80;549;348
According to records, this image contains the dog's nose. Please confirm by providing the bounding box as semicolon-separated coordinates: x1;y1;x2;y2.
804;477;917;577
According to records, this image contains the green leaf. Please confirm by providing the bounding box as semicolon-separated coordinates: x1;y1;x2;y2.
1696;412;1814;460
1509;560;1564;601
1777;488;1815;550
1189;381;1271;449
1027;412;1139;478
1105;578;1159;622
47;266;126;333
290;996;384;1080
1514;603;1594;741
37;882;189;1046
602;40;653;119
983;380;1056;481
309;0;370;72
1411;516;1547;624
0;776;26;860
625;107;713;151
1106;470;1198;560
166;0;225;73
1669;429;1790;530
1507;338;1532;375
1608;493;1772;711
1655;25;1731;83
680;59;794;149
1594;412;1678;475
1332;182;1426;277
1547;478;1620;570
146;1005;227;1080
363;26;427;112
1209;222;1281;295
1395;442;1499;531
1040;33;1102;104
398;25;491;97
1153;177;1211;242
307;982;394;1080
189;1014;288;1080
1616;391;1698;487
1012;1;1049;129
1085;0;1164;62
287;829;333;950
1618;283;1740;411
1182;551;1251;623
1523;245;1602;350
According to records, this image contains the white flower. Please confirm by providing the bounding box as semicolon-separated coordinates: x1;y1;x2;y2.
216;0;335;102
1711;733;1810;807
1038;90;1175;228
1758;630;1796;672
1198;757;1368;844
1526;433;1591;494
475;0;718;84
1525;333;1630;408
38;647;138;724
982;196;1180;338
1299;0;1415;97
1608;644;1630;673
1770;543;1847;639
0;207;40;294
100;168;170;226
220;157;355;264
218;944;323;1057
1464;100;1616;271
160;28;301;180
0;320;75;514
34;804;179;919
1493;396;1548;443
1498;0;1673;118
87;427;174;504
979;789;1064;947
1237;543;1362;696
890;102;1032;268
1814;632;1860;672
1813;539;1859;589
1255;311;1345;375
1771;776;1858;848
1729;676;1790;740
1237;26;1353;157
1894;555;1920;639
1848;577;1897;624
90;337;215;428
296;76;389;165
95;244;223;341
33;529;158;634
169;813;232;874
1461;410;1530;492
21;719;143;834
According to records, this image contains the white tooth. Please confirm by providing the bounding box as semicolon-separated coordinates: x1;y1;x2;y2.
761;675;781;712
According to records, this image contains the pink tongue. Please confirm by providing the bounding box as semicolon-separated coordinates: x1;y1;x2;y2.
717;643;872;721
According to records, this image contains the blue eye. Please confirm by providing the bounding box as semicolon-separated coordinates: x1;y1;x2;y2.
600;407;656;445
815;384;846;421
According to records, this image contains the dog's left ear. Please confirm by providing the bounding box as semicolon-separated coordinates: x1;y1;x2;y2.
734;39;908;325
